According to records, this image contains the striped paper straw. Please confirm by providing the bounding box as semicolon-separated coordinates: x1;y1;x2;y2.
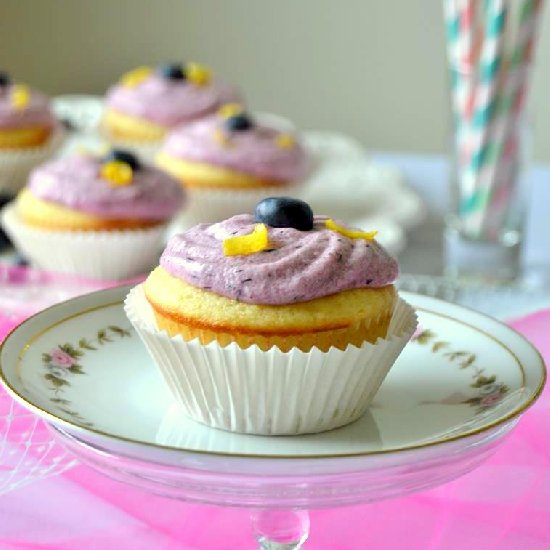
480;0;543;235
460;0;507;235
444;2;481;136
445;0;545;240
444;0;466;124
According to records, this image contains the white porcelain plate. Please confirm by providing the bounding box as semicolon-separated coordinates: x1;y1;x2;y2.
0;286;544;462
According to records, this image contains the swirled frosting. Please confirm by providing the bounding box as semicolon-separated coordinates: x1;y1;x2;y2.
0;86;56;130
160;214;398;304
27;154;185;220
161;114;310;182
105;74;241;127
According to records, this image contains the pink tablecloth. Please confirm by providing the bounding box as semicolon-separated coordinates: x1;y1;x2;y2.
0;309;549;549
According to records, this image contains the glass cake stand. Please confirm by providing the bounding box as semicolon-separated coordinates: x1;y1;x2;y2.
48;420;516;549
0;286;545;548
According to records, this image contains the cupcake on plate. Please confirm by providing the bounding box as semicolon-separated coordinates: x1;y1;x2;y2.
156;104;311;226
125;197;416;435
1;149;185;280
0;71;64;194
102;62;241;160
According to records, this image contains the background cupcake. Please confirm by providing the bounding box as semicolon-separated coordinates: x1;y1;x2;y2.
126;198;416;435
2;149;185;280
0;71;64;195
156;104;311;226
102;62;241;160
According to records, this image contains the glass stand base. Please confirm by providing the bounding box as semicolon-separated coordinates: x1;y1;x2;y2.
251;510;310;549
445;226;521;283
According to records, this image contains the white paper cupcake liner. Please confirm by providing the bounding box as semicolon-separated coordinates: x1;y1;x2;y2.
1;204;168;280
0;128;66;195
125;284;417;435
175;181;307;229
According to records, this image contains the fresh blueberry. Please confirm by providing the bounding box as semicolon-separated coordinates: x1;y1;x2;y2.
157;63;186;81
104;149;140;170
254;197;314;231
0;72;11;87
225;114;254;132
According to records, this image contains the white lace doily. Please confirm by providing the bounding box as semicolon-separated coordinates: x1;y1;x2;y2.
0;393;78;495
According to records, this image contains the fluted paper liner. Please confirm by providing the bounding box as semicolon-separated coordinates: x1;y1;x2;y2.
151;307;392;353
0;128;66;195
1;204;168;280
125;284;417;435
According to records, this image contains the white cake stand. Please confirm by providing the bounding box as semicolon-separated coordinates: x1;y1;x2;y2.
0;286;545;548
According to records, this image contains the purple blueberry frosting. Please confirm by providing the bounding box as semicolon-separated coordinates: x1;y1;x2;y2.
27;154;185;220
105;74;241;127
0;86;56;130
160;214;398;305
161;114;310;182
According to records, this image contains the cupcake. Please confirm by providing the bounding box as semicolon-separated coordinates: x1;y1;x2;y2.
0;71;64;195
1;149;185;280
125;197;417;435
156;104;311;226
102;62;241;159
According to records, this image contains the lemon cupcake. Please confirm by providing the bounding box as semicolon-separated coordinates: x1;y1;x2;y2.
125;198;416;435
0;71;64;194
156;104;311;225
2;149;185;280
103;62;241;160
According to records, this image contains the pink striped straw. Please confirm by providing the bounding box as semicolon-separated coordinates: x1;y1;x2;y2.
480;0;544;236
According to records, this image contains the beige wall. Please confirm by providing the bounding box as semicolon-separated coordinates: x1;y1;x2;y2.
1;0;549;161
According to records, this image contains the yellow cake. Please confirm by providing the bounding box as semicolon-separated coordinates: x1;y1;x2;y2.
156;104;310;190
155;154;281;189
0;126;52;148
17;188;161;231
102;110;167;142
103;63;242;143
145;266;396;352
143;197;399;352
0;75;57;149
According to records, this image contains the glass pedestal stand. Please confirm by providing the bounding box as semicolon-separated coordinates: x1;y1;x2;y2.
49;422;516;549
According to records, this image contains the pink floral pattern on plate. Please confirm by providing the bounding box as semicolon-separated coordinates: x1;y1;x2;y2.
42;325;132;428
413;328;510;413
